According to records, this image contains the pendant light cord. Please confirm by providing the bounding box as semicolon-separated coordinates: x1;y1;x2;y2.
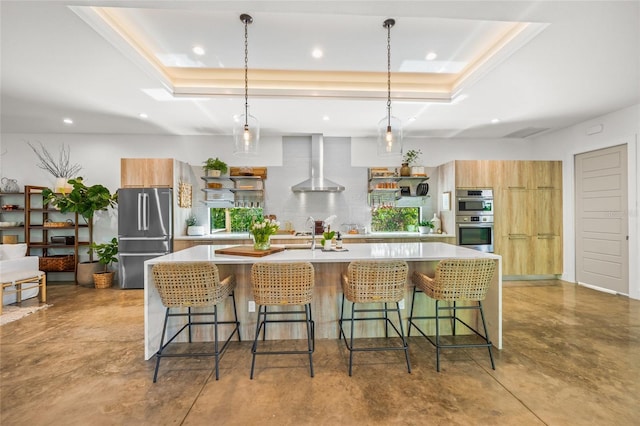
386;20;392;128
243;16;249;128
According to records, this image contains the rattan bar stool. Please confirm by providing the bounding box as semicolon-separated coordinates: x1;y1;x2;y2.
151;262;240;382
339;260;411;376
408;258;496;372
250;262;315;379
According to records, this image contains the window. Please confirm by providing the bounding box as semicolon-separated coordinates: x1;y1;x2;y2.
210;208;263;232
370;207;419;232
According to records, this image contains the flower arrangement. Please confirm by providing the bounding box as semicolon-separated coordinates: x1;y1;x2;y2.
250;217;280;250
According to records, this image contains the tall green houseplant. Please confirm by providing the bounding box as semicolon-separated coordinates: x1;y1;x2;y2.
43;177;118;261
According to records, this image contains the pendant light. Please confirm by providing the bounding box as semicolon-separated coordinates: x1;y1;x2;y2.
233;13;260;155
377;18;402;156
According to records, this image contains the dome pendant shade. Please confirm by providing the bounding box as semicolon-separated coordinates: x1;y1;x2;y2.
377;115;402;155
233;113;260;155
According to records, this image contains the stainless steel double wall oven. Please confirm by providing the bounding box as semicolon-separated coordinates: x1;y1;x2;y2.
456;189;494;252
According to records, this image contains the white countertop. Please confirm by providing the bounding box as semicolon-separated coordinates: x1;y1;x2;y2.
143;242;502;359
148;242;497;265
175;232;455;241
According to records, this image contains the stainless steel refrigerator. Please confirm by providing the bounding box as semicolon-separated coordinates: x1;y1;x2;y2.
117;188;173;289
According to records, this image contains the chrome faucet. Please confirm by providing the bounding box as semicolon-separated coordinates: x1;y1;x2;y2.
307;216;316;250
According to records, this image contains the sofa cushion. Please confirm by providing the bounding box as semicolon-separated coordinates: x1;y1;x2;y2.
0;243;27;260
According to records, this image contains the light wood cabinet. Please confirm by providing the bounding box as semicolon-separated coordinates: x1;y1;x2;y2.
495;188;530;237
497;161;529;189
455;160;497;188
121;158;173;188
460;160;563;276
530;161;562;189
499;235;530;275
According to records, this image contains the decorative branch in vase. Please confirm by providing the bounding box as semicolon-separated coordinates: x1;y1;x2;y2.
28;141;82;193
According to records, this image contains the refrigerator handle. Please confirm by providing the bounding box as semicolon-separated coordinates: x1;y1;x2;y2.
142;193;149;231
137;193;144;231
119;236;170;241
138;192;149;231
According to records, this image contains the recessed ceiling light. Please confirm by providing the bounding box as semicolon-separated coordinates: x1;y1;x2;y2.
425;52;437;61
63;118;73;125
491;118;500;124
408;117;417;122
322;115;330;121
139;113;148;119
311;48;323;59
192;46;205;56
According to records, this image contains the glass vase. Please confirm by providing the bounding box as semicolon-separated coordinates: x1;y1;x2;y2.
253;235;271;251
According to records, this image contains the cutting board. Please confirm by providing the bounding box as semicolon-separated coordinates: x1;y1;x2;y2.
214;245;285;257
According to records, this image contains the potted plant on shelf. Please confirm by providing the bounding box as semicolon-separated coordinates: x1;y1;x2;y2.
202;157;228;177
186;214;204;236
418;220;434;234
43;177;118;285
401;149;422;176
88;238;118;288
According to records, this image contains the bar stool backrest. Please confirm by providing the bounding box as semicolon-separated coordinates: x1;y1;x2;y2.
251;262;314;305
152;262;229;308
344;260;408;303
431;258;496;301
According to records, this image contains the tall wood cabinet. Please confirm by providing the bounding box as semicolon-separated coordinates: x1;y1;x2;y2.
492;161;563;275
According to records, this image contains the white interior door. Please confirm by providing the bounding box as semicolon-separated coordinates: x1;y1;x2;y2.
575;144;629;294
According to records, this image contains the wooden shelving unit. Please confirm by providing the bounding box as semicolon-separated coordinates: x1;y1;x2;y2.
0;191;25;243
25;185;91;283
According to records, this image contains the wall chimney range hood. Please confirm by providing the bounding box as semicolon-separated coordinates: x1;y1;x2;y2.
291;134;345;193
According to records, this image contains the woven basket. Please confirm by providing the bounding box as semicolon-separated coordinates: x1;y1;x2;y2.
39;255;75;272
93;272;114;289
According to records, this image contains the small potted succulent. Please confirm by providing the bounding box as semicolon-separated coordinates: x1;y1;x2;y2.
186;214;204;236
202;157;228;177
418;220;434;234
321;230;336;250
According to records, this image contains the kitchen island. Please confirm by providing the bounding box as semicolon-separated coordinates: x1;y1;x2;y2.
143;242;501;360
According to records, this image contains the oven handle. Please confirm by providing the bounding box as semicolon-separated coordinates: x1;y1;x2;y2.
456;197;493;202
457;223;494;228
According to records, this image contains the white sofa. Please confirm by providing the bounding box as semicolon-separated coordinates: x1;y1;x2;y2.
1;244;45;311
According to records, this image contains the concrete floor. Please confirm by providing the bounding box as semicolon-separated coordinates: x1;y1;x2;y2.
1;280;638;425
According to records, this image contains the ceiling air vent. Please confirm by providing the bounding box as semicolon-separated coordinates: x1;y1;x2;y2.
503;127;550;138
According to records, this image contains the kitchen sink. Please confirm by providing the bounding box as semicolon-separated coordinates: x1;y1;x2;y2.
283;243;316;249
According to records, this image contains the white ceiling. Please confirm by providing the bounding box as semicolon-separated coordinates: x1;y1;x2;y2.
1;1;639;140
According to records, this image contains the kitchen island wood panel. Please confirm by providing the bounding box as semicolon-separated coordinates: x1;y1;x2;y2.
143;243;502;360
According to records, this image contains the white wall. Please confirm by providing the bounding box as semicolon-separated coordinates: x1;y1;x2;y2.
532;103;640;300
3;106;637;298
